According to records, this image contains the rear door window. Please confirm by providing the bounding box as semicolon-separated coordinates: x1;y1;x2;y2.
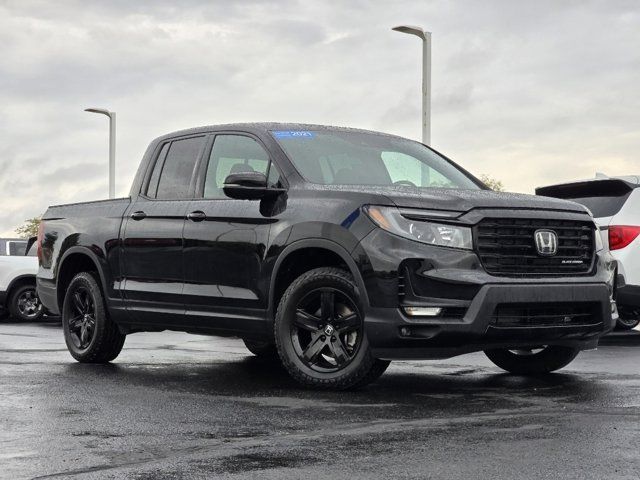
146;143;170;198
150;136;206;199
8;242;27;256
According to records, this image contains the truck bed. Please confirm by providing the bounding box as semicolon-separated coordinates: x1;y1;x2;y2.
43;197;132;220
38;197;132;315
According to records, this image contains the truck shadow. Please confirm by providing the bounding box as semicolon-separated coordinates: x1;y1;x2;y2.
599;329;640;346
62;354;604;411
0;315;61;326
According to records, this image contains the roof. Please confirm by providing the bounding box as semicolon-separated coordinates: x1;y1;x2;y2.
151;122;408;144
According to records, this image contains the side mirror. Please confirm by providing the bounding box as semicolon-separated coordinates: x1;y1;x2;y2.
223;172;271;200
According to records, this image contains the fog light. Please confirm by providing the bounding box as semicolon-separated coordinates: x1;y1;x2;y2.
403;307;443;317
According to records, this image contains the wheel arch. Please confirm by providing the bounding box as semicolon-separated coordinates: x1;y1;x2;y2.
4;275;37;307
56;247;107;312
268;239;369;316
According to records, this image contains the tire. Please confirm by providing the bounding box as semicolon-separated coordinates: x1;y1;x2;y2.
8;284;44;321
274;267;390;390
484;346;580;375
616;309;640;331
62;272;126;363
617;318;640;330
243;339;278;360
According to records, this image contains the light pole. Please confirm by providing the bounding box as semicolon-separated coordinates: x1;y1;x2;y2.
392;25;431;146
84;107;116;199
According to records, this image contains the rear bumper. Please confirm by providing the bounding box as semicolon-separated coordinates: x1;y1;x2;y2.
365;282;615;360
36;277;59;315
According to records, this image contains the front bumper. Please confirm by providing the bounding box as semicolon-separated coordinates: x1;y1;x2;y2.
365;283;615;359
356;227;617;360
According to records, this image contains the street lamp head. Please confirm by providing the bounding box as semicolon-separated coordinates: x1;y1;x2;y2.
85;107;112;117
392;25;428;40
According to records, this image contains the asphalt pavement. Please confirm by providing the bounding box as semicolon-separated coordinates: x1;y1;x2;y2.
1;318;639;479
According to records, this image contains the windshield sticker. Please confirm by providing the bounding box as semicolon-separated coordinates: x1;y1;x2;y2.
272;130;315;139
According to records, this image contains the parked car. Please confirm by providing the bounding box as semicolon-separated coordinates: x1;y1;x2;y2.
37;123;617;389
537;174;640;330
0;238;43;321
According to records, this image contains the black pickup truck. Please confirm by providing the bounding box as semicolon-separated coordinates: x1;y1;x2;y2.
37;123;617;389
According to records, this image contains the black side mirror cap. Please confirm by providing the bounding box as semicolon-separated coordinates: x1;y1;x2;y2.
223;172;285;200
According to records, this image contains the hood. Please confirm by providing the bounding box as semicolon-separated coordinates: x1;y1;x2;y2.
324;185;589;214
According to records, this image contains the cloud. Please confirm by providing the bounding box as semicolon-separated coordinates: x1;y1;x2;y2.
0;0;639;235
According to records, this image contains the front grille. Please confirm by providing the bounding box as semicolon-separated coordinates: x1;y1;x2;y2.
475;218;595;275
490;303;600;328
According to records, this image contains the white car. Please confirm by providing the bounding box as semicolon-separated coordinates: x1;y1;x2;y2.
537;174;640;330
0;239;43;321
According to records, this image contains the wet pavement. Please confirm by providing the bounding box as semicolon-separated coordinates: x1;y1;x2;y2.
1;319;639;479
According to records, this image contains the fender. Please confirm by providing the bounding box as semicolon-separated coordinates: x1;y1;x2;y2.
56;246;110;298
268;238;369;315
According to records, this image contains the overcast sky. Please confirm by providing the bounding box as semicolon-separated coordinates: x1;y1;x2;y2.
1;0;639;235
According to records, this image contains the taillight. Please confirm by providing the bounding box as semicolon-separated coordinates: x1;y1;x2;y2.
37;221;45;262
608;225;640;250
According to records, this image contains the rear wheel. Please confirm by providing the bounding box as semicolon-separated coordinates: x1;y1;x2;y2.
62;272;126;363
274;267;389;390
243;339;278;359
616;308;640;330
484;346;580;375
8;284;44;321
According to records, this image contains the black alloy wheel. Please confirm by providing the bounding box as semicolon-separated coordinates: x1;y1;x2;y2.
274;267;390;390
9;285;44;321
292;287;363;372
62;272;126;363
67;286;97;350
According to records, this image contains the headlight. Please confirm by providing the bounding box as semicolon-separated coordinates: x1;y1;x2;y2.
364;205;473;250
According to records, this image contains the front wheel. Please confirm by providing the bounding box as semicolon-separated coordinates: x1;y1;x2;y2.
274;267;389;390
62;272;126;363
484;346;580;375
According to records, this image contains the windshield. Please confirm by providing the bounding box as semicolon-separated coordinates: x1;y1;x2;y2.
272;130;480;189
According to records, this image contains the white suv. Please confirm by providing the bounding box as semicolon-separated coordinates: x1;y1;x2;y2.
537;175;640;329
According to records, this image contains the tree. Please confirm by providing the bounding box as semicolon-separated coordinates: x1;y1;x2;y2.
479;174;505;192
15;217;41;239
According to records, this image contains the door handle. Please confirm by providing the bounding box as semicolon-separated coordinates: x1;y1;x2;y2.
187;211;207;222
130;211;147;221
